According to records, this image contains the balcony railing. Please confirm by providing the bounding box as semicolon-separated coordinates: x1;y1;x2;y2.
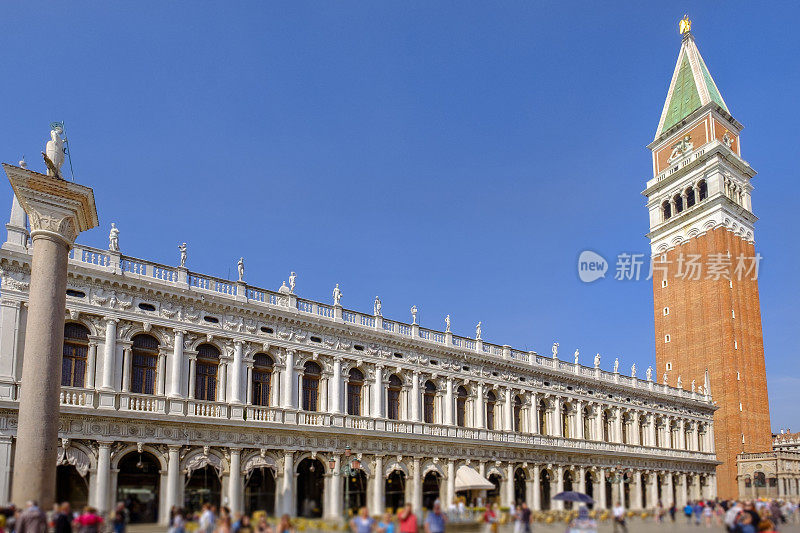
45;388;717;462
57;243;711;405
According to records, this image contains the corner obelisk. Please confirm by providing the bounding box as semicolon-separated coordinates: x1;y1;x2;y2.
4;127;98;507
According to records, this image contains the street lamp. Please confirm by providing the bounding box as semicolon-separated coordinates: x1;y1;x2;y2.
329;446;362;517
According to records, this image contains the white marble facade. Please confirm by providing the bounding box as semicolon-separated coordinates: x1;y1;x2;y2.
0;207;718;523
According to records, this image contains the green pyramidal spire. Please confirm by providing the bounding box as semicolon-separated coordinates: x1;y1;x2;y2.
656;32;729;138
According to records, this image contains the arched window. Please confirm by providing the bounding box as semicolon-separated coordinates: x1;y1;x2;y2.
698;180;708;200
195;344;219;401
538;399;548;435
486;391;497;431
603;410;612;442
252;353;273;406
387;374;402;420
513;396;523;432
621;413;630;444
347;368;364;416
685;187;696;208
562;404;570;438
423;381;436;424
662;200;671;221
302;361;321;412
674;194;684;213
456;386;467;427
131;334;159;395
62;323;89;388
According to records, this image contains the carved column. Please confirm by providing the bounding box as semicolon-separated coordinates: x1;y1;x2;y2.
373;455;385;515
281;451;294;515
532;466;541;510
95;442;112;514
412;457;422;518
410;372;420;422
475;382;485;429
553;397;563;437
187;355;197;400
505;463;515;506
444;378;454;426
100;318;118;390
5;163;97;508
229;342;243;404
156;349;167;396
86;341;99;389
330;356;342;414
228;448;242;514
165;446;182;524
282;350;296;409
217;357;228;403
529;392;539;434
169;330;185;398
373;364;384;418
598;468;607;509
325;455;342;520
120;345;132;392
503;388;513;432
445;459;455;508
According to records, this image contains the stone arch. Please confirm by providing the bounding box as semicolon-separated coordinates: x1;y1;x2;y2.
420;460;444;479
181;447;227;477
485;464;505;480
57;442;96;478
383;458;410;479
120;325;169;346
241;450;279;475
111;443;167;472
293;451;334;476
187;337;227;355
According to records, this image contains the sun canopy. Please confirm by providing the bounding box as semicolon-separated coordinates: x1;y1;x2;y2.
454;465;495;491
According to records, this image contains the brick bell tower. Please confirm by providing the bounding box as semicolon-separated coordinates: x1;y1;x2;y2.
643;18;772;499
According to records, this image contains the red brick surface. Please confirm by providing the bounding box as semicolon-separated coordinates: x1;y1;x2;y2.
652;228;771;499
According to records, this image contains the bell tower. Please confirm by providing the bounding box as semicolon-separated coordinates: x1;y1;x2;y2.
643;18;772;499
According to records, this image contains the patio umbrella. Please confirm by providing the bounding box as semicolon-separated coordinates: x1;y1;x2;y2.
553;491;594;504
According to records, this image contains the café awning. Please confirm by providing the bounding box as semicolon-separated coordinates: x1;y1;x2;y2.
454;465;496;491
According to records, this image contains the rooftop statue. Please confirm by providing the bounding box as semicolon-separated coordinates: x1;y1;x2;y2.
677;375;683;388
631;363;636;378
613;358;619;373
646;366;653;382
476;322;482;340
663;372;668;385
445;314;451;332
237;257;244;282
574;349;579;365
374;296;382;317
332;284;342;306
289;272;297;294
108;223;119;252
178;243;187;267
410;305;418;324
551;342;558;359
594;353;601;368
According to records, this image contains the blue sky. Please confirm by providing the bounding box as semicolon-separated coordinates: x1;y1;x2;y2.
1;3;797;431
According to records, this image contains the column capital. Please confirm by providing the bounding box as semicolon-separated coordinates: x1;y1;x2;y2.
4;164;98;247
104;317;119;325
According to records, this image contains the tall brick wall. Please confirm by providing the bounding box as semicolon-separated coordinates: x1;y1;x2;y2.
652;227;772;499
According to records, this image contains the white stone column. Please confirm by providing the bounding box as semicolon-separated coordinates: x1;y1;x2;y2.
187;356;197;399
633;472;642;509
121;347;132;392
229;448;242;514
330;357;342;414
412;457;422;518
649;415;657;447
373;455;385;515
229;342;243;404
554;466;564;510
503;388;513;432
245;365;253;405
282;350;296;409
614;408;623;443
169;330;185;398
445;460;455;507
475;382;485;429
532;466;541;510
708;473;717;500
410;372;420;422
156;351;166;396
578;466;586;494
282;451;294;515
444;378;454;426
678;420;687;450
326;455;342;519
165;446;181;522
576;401;584;439
86;342;98;389
100;318;117;390
553;398;563;437
598;468;607;509
505;464;515;506
373;364;384;418
95;442;112;513
664;473;674;507
217;359;228;403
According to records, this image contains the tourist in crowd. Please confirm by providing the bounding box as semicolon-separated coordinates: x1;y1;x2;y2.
693;500;703;525
566;506;597;533
350;507;374;533
481;503;498;533
377;512;395;533
684;501;695;525
16;501;46;533
397;504;416;533
112;503;127;533
702;502;713;527
611;501;627;533
275;514;294;533
74;507;102;533
517;502;531;533
198;505;215;533
254;515;271;533
168;509;185;533
215;507;232;533
725;501;743;533
669;502;677;522
52;504;71;533
737;512;756;533
423;502;446;533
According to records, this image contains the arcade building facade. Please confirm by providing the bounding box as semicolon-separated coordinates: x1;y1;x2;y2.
0;220;717;523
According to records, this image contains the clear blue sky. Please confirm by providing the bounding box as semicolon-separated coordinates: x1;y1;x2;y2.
1;3;797;431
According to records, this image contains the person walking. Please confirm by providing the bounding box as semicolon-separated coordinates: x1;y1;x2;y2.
482;504;498;533
423;503;446;533
377;512;395;533
684;501;695;525
518;503;532;533
17;502;46;533
567;507;597;533
612;501;627;533
74;508;103;533
53;504;72;533
397;504;417;533
350;507;375;533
